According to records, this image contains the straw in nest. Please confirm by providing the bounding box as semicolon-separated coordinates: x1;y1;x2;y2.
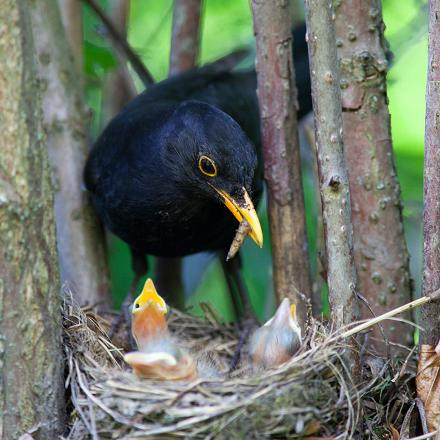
62;293;419;439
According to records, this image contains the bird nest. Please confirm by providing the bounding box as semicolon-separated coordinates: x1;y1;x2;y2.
63;295;417;439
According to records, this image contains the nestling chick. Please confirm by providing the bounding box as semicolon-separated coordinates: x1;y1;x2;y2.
123;278;197;380
249;298;302;369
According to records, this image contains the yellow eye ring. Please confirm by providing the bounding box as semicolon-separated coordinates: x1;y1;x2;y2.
198;155;217;177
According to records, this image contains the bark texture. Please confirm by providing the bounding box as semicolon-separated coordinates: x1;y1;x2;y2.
421;0;440;348
334;0;412;350
169;0;202;76
30;0;111;307
0;1;64;437
417;1;440;431
304;0;359;327
58;0;83;74
251;0;311;320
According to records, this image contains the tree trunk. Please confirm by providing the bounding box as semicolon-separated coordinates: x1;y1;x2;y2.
169;0;202;76
30;0;111;307
417;0;440;432
250;0;311;321
58;0;83;74
0;1;65;437
334;0;412;352
304;0;359;328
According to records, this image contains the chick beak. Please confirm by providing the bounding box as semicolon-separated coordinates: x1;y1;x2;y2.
131;278;168;350
212;186;263;247
268;298;302;340
272;298;295;327
132;278;167;315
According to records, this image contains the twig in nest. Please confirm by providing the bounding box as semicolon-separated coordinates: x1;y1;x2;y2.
226;220;251;261
406;431;438;440
356;290;390;360
415;397;429;435
81;0;154;86
339;289;440;340
392;346;416;384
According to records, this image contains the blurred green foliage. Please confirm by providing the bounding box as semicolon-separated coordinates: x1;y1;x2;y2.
82;0;427;321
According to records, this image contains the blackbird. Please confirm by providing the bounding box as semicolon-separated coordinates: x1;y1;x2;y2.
84;25;311;313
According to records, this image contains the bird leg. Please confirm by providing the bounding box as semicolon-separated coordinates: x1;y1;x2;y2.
109;250;148;350
221;253;257;326
221;253;259;371
155;257;185;309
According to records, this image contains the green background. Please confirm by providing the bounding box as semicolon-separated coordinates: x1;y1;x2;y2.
82;0;427;321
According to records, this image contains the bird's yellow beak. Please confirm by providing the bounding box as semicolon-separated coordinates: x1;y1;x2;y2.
291;303;297;322
132;278;167;314
212;186;263;248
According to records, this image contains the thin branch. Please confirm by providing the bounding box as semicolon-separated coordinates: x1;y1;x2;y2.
340;288;440;340
250;0;311;321
169;0;202;76
421;0;440;347
81;0;154;86
155;0;203;309
418;2;440;432
304;0;358;328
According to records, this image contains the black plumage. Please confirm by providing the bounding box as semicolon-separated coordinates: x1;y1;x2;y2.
84;24;311;275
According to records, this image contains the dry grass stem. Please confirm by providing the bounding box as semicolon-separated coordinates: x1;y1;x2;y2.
63;290;426;438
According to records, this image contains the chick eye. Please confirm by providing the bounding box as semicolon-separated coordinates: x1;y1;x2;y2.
198;155;217;177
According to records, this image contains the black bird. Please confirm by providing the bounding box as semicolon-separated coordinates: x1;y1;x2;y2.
84;25;311;315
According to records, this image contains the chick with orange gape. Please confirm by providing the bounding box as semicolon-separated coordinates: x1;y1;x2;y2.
249;298;302;369
124;278;197;381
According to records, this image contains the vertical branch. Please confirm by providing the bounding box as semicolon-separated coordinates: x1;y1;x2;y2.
155;0;202;308
30;0;111;307
58;0;83;73
334;0;412;352
417;0;440;432
250;0;311;320
304;0;359;328
169;0;202;76
421;0;440;352
0;0;64;437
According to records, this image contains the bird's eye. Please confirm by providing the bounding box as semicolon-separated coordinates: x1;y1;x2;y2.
198;155;217;177
135;303;140;309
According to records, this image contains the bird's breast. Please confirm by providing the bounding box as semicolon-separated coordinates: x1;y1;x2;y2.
103;193;238;257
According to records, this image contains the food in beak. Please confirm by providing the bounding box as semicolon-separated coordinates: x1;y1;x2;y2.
227;219;251;261
211;186;263;256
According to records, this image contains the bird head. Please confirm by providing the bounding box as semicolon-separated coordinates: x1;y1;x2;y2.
126;278;198;380
249;298;302;369
131;278;168;350
160;101;263;248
